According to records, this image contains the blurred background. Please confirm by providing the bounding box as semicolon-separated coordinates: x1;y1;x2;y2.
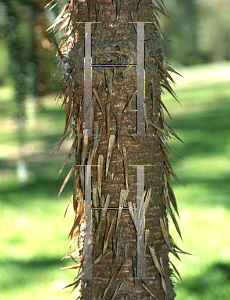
0;0;230;299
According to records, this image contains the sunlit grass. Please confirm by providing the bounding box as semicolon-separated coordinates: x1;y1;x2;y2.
0;88;79;299
170;205;230;299
0;85;15;103
0;61;230;299
161;62;230;299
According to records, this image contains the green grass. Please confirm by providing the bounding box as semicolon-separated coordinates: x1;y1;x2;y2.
162;61;230;299
0;61;230;299
0;91;79;299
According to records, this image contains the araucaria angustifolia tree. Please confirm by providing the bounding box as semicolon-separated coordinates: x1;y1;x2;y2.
47;0;187;299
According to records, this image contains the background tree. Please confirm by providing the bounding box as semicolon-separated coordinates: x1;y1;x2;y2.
1;0;54;180
49;0;185;299
162;0;230;65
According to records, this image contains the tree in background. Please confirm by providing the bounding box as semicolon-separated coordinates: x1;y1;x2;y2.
196;0;230;62
160;0;230;65
2;0;53;98
1;0;53;180
49;0;186;299
162;0;199;66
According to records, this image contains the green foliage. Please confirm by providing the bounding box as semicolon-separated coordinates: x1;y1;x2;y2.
162;0;230;65
196;0;230;62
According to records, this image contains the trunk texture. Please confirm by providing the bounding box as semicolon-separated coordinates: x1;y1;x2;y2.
49;0;184;299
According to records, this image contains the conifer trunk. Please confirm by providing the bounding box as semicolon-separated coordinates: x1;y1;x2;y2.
49;1;184;299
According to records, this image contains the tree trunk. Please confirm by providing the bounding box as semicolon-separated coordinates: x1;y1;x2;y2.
49;0;183;299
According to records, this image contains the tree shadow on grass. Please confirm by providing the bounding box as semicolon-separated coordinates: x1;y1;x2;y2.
165;96;230;210
0;153;74;208
168;95;230;159
172;174;230;209
177;262;230;300
0;175;73;207
0;256;77;291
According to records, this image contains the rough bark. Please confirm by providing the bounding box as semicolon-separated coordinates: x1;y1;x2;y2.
49;0;184;299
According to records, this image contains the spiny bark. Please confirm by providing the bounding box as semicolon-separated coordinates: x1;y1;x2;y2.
48;0;185;299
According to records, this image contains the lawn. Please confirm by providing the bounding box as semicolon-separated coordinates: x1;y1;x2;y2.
0;61;230;299
163;61;230;300
0;91;79;299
